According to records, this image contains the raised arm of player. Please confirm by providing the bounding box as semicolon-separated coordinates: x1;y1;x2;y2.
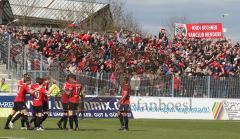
79;86;85;97
62;83;73;96
28;85;42;95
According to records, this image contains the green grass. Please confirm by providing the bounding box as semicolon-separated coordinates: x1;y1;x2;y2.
0;118;239;139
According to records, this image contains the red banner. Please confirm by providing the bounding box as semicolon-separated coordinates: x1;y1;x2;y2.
175;23;223;38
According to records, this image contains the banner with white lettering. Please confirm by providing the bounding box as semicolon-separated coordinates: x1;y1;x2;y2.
175;23;223;38
130;97;240;120
0;96;133;118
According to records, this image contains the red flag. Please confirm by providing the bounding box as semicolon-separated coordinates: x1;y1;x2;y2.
67;20;80;28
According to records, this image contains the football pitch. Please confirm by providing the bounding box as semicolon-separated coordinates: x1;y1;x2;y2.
0;118;239;139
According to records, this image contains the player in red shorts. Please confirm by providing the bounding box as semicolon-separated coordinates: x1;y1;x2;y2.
31;77;48;131
4;76;40;130
57;80;71;130
117;76;131;131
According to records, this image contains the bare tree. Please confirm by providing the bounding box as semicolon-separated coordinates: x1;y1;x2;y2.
109;0;144;34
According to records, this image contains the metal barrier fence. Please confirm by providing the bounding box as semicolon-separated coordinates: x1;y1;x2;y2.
48;65;240;98
2;59;240;98
0;33;26;79
0;33;49;80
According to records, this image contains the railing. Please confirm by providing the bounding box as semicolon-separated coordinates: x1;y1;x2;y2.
0;33;49;80
48;66;240;98
0;33;26;79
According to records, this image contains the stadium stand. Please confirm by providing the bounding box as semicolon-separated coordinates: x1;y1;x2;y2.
1;26;240;98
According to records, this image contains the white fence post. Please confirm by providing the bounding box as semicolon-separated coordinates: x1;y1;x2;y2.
207;76;211;98
7;35;11;79
172;74;174;97
40;54;43;77
23;44;27;74
95;71;99;95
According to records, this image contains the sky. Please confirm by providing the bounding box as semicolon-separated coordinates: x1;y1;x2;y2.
120;0;240;42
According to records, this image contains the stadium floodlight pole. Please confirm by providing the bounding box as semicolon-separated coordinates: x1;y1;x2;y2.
222;13;229;18
7;19;19;79
222;13;229;28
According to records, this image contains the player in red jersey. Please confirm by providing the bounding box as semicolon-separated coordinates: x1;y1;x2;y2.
10;74;30;129
69;83;82;131
65;74;82;131
39;76;51;128
78;86;85;120
18;74;29;90
29;81;39;128
57;81;71;130
43;76;50;90
31;77;47;131
117;76;131;131
29;78;44;127
4;76;40;130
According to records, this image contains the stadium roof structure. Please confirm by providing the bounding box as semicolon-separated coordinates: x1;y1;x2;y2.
8;0;113;31
0;0;14;24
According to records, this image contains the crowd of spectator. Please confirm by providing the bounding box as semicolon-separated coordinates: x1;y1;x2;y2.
1;26;240;97
1;26;240;78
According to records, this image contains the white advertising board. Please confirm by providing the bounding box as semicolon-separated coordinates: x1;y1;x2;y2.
130;97;240;120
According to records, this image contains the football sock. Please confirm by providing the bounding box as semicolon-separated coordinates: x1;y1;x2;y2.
123;116;129;129
118;114;124;127
5;115;13;128
69;116;74;129
11;113;22;123
73;115;78;128
40;114;48;125
63;115;68;129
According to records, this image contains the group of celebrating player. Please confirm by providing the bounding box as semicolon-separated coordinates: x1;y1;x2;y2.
3;73;131;131
4;74;52;131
